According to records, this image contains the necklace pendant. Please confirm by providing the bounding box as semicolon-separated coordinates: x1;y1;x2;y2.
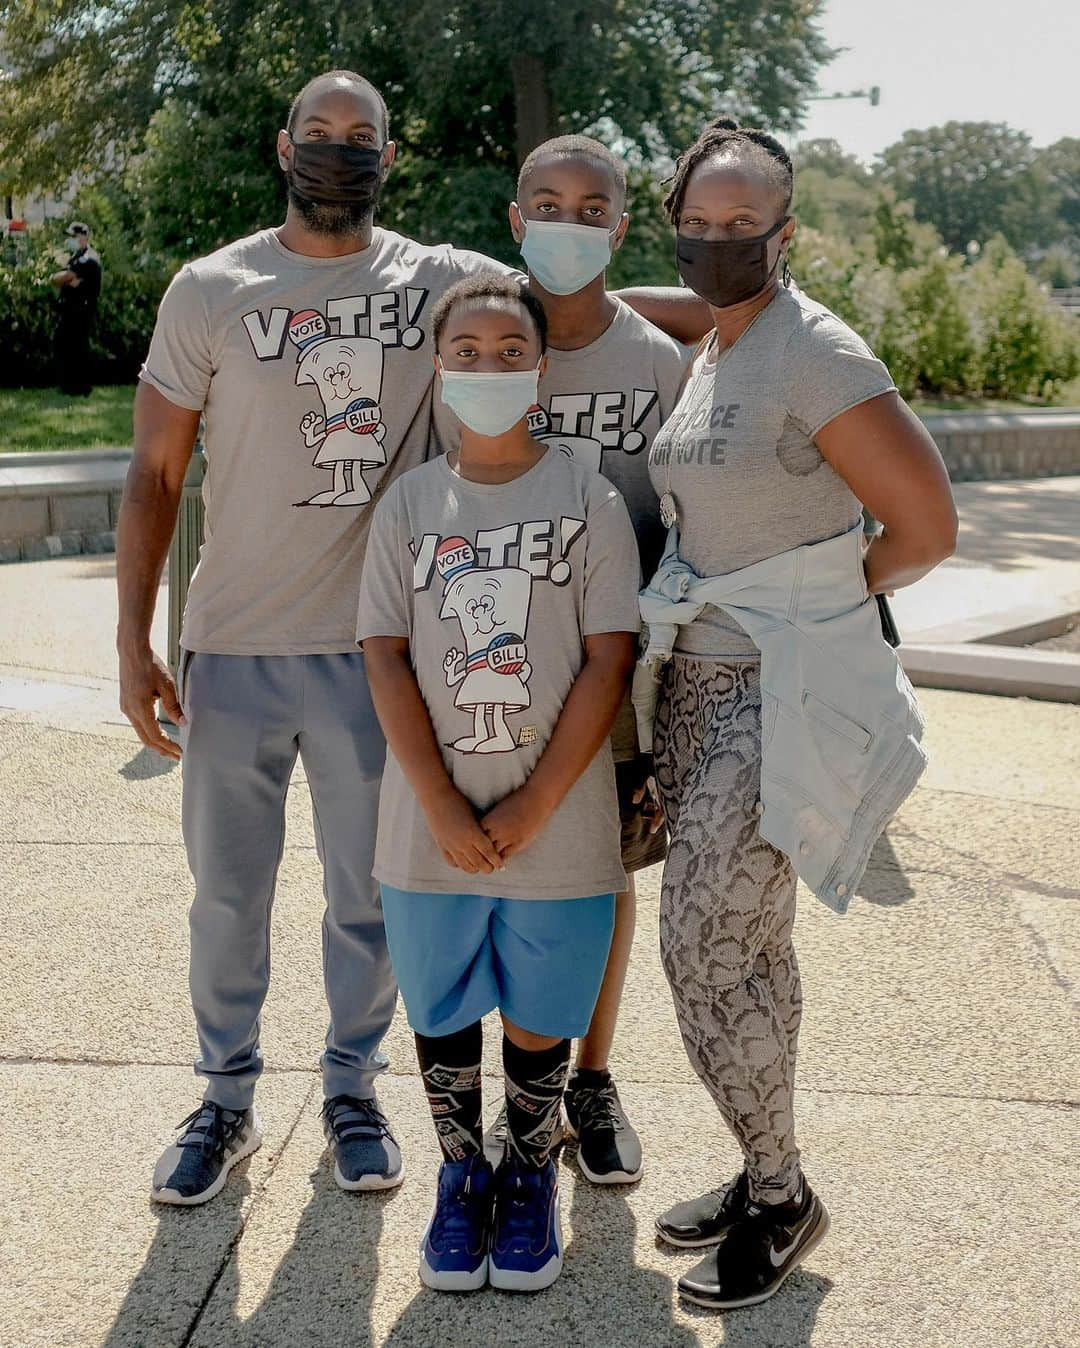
659;491;679;529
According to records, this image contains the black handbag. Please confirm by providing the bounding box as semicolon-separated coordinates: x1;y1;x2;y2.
876;594;901;648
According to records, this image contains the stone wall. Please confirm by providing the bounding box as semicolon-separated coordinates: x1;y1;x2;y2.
2;411;1080;561
921;411;1080;483
0;451;128;563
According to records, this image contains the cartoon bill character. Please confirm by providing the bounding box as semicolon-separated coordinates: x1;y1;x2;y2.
436;536;533;754
290;309;387;506
527;404;603;473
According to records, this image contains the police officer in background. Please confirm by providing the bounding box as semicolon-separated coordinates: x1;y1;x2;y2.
51;221;102;396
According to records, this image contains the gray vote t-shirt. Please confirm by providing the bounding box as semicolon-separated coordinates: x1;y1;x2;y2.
648;285;897;657
140;227;511;655
356;448;641;899
434;296;686;757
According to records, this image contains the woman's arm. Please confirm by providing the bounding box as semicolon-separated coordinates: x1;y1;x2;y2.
814;391;958;594
362;637;503;875
481;631;636;860
615;286;712;345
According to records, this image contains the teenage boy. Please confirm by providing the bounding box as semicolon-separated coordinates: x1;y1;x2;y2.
358;274;640;1291
503;135;688;1184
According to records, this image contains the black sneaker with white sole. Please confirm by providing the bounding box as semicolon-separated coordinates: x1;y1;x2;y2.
677;1179;830;1310
564;1069;643;1184
321;1094;404;1192
655;1170;749;1247
151;1102;262;1206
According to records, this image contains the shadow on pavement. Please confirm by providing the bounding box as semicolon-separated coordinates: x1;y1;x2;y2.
119;746;177;779
950;483;1080;570
103;1152;388;1348
856;831;916;907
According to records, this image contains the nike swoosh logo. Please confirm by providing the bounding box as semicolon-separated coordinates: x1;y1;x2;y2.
770;1215;814;1267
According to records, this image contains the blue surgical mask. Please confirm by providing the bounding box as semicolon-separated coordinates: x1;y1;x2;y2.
438;361;541;437
517;215;618;295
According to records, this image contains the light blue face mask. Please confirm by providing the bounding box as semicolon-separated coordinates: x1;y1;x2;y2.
517;215;619;295
438;361;541;437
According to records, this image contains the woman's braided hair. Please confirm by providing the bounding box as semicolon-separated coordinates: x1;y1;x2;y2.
663;117;794;224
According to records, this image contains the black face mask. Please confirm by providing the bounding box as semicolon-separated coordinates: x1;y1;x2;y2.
676;215;790;309
286;140;383;207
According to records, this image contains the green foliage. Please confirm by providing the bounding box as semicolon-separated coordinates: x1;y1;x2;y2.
966;237;1080;399
875;122;1053;256
1;1;832;268
0;225;173;388
792;225;1080;403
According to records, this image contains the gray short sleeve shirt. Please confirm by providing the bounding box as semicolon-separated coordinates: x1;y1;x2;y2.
140;227;512;655
648;286;897;656
357;449;641;899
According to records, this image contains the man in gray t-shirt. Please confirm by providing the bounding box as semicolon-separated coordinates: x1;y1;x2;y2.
119;70;522;1209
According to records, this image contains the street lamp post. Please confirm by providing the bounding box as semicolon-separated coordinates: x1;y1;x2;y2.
807;86;881;106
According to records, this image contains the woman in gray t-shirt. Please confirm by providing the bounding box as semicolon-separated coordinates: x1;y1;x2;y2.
646;119;957;1310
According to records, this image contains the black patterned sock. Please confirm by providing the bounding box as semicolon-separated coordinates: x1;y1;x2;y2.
502;1034;571;1169
414;1023;483;1163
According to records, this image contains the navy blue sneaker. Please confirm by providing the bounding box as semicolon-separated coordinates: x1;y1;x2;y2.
489;1158;563;1292
321;1094;404;1192
151;1102;262;1206
419;1155;495;1291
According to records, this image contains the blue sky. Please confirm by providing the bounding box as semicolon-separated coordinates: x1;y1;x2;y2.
792;0;1079;162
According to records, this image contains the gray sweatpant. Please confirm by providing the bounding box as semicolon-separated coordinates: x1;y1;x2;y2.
178;652;396;1110
654;655;803;1204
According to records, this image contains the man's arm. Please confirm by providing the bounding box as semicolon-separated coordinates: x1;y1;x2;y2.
115;382;200;759
615;286;712;344
362;637;504;875
51;269;78;289
481;631;636;860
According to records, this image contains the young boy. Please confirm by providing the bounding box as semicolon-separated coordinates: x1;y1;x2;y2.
357;274;640;1292
506;135;688;1183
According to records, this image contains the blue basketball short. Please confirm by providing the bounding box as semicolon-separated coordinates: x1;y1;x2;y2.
379;887;616;1039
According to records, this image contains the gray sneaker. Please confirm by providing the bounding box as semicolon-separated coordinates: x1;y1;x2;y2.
321;1094;404;1191
482;1105;509;1169
151;1102;263;1206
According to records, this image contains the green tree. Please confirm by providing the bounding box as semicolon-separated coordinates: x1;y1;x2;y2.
1;1;833;266
1034;138;1080;239
876;121;1049;255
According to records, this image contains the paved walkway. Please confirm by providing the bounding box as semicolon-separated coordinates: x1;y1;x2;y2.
2;486;1078;1347
891;475;1080;642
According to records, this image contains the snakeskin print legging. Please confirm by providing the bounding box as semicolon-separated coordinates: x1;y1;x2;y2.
654;655;803;1204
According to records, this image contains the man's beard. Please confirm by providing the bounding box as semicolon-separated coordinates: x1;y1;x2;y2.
286;185;376;238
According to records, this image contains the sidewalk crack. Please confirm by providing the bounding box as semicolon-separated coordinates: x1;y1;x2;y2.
178;1077;319;1348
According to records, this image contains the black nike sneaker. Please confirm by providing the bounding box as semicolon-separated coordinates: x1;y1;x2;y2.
677;1179;830;1310
655;1170;749;1247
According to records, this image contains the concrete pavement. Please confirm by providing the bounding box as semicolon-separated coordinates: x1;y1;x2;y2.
2;546;1078;1348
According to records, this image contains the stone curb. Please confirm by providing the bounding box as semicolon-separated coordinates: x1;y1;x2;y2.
901;641;1080;703
2;530;118;563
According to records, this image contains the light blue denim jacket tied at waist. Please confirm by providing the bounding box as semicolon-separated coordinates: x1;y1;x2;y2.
633;522;927;914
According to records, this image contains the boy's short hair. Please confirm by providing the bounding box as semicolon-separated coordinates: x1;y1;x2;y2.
517;135;627;207
432;274;548;353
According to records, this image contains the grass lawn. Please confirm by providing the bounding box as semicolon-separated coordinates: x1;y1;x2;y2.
1;385;135;453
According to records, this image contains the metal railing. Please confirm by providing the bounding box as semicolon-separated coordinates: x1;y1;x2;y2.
167;449;205;675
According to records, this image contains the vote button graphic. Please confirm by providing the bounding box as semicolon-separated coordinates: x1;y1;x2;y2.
345;397;380;434
488;632;527;676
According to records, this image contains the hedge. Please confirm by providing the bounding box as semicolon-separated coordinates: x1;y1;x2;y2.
1;233;171;388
